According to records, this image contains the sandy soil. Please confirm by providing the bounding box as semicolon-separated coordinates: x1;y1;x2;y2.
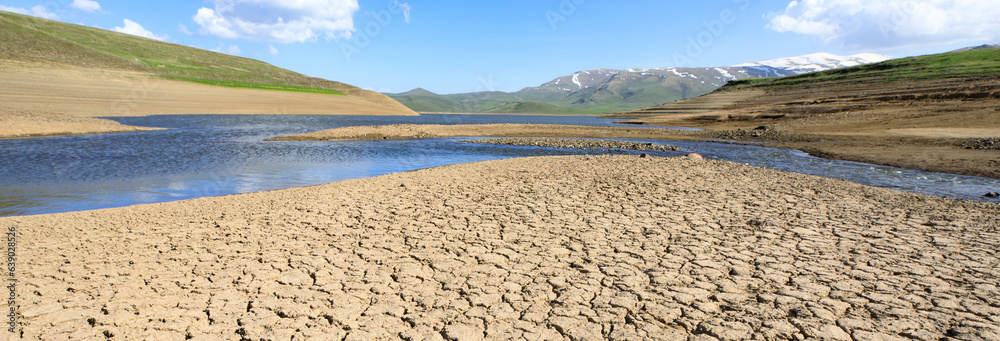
0;61;416;138
604;76;1000;179
2;155;998;340
0;107;162;139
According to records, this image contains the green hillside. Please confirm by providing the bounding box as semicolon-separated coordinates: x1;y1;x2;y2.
0;10;348;95
389;66;796;115
724;48;1000;90
483;101;573;114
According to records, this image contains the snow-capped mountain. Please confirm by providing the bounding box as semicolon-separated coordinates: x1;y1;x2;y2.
389;52;892;114
736;53;892;74
537;66;794;93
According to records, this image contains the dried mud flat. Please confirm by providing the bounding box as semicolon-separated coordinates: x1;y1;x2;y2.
3;155;999;340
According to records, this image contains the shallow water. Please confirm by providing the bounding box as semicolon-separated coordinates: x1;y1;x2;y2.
0;114;997;216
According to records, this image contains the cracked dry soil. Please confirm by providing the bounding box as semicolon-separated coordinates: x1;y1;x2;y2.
3;155;999;340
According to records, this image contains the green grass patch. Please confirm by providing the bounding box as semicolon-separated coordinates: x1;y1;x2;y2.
0;11;355;97
169;77;345;95
724;48;1000;90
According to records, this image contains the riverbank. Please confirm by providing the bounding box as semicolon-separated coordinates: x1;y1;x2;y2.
0;108;162;139
3;155;998;340
268;123;1000;179
265;123;704;142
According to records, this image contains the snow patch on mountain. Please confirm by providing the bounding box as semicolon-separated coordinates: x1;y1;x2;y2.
714;68;736;80
736;52;891;74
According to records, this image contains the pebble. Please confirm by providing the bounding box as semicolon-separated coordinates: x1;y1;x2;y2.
461;138;679;152
962;138;1000;150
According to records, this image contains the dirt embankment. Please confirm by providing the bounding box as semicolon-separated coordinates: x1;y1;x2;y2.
606;76;1000;179
0;62;417;117
3;155;998;340
0;61;417;138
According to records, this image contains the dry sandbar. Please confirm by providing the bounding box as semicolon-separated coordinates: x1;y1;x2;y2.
2;155;998;340
0;108;162;139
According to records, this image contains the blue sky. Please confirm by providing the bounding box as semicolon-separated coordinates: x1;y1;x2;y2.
2;0;998;94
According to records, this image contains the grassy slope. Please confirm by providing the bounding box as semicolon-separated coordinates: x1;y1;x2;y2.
724;48;1000;90
483;101;573;114
0;11;348;96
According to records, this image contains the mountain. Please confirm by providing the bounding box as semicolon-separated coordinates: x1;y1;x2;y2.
602;48;1000;178
0;10;413;114
610;48;1000;119
951;44;1000;53
389;53;890;115
735;53;891;74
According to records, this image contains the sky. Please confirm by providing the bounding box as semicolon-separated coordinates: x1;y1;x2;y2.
1;0;998;94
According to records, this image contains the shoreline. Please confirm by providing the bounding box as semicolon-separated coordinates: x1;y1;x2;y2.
2;155;997;339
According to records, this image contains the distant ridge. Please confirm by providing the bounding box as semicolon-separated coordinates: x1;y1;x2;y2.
951;44;1000;53
389;53;889;115
397;88;440;96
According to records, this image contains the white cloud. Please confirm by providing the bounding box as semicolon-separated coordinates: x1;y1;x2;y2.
113;19;168;41
0;5;60;20
269;45;279;56
178;24;193;36
767;0;1000;51
215;42;242;55
395;2;411;23
193;0;359;43
70;0;101;13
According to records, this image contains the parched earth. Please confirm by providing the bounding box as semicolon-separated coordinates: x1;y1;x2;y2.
3;155;999;340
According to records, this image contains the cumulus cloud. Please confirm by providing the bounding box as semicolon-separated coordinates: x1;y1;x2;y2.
113;19;168;41
0;5;59;20
70;0;101;13
193;0;359;43
178;24;193;36
269;45;279;56
215;42;242;55
766;0;1000;50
